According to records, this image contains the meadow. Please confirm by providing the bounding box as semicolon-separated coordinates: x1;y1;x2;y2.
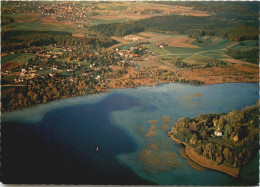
36;69;59;75
2;54;36;65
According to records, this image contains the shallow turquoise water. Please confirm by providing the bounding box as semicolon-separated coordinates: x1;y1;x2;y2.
2;82;259;185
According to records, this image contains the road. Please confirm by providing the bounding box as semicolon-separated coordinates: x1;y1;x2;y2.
157;42;239;57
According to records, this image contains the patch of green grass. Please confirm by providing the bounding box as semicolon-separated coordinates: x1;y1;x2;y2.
146;44;170;55
230;40;258;50
2;53;36;64
208;137;234;148
191;37;232;51
36;69;59;75
192;50;228;59
106;5;128;10
55;58;91;67
60;71;73;77
90;18;126;25
2;20;77;33
162;36;233;59
164;46;194;55
117;43;137;50
3;75;16;81
10;54;36;64
1;54;19;64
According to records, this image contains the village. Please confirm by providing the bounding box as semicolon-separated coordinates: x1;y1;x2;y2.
2;1;100;22
2;33;186;111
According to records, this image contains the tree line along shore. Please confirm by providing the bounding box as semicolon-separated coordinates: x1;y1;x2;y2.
2;1;259;112
168;103;259;177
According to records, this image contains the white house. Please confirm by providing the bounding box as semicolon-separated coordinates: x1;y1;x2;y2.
214;127;223;137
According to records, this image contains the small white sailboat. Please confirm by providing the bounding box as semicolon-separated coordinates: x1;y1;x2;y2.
96;146;99;151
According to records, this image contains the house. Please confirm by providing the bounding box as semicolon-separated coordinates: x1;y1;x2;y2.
214;127;223;137
156;43;168;48
96;75;100;80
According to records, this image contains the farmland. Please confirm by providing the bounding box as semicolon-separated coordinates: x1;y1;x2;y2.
1;53;36;72
1;1;208;33
90;2;208;21
1;1;259;110
1;2;259;186
109;31;258;85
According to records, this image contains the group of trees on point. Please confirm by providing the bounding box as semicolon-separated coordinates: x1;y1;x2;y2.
169;104;259;168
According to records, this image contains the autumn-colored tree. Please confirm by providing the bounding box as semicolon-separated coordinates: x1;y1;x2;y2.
223;147;232;162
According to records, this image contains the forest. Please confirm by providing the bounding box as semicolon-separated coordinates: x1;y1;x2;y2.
90;15;258;41
1;30;117;52
153;1;259;26
169;103;259;169
90;1;259;42
226;48;259;64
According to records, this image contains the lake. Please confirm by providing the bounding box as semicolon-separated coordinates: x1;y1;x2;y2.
1;82;259;185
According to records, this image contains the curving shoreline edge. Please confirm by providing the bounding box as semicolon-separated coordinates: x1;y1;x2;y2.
170;135;239;178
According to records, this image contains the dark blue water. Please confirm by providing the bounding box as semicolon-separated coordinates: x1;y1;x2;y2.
1;94;152;184
1;82;259;185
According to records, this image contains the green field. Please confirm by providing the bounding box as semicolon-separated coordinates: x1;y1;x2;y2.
60;71;73;77
2;18;77;33
106;4;128;10
36;69;59;75
2;54;36;64
90;18;127;26
145;44;171;55
116;43;138;50
1;54;20;64
160;36;233;60
208;137;235;149
229;40;258;50
3;75;16;81
55;58;90;66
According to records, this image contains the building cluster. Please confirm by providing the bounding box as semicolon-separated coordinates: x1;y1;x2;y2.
2;1;100;22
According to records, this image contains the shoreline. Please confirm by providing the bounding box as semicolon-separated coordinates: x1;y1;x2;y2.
170;135;239;178
2;81;259;112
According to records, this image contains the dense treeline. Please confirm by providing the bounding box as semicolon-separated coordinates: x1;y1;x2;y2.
90;21;144;37
169;103;259;168
171;58;228;69
226;48;259;64
2;31;71;51
153;1;259;26
90;15;258;41
1;16;15;25
1;76;105;111
1;30;117;52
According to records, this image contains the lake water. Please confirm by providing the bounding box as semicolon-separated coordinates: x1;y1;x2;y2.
1;82;259;185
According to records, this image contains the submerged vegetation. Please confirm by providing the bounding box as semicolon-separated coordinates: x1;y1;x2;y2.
138;139;179;173
1;1;259;185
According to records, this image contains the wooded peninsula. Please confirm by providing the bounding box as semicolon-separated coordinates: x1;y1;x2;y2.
168;103;259;177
